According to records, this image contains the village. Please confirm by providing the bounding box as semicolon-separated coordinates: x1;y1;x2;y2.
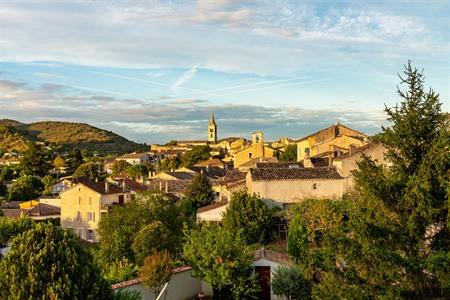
0;111;390;299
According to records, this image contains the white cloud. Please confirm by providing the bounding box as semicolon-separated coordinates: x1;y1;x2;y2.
171;65;199;92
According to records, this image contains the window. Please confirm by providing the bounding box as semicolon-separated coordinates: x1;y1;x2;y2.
88;197;92;206
88;212;95;222
87;229;94;241
248;153;253;159
76;211;81;221
78;196;82;205
77;228;83;238
313;183;318;190
118;195;124;204
305;148;310;156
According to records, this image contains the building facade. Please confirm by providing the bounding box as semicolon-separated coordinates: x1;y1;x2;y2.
60;181;130;242
208;112;217;143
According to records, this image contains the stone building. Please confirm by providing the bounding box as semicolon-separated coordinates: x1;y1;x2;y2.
233;132;278;168
60;179;130;242
296;123;368;162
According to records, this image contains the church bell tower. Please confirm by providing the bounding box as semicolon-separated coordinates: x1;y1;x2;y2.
208;112;217;143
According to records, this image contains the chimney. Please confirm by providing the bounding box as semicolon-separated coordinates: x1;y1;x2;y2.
165;181;169;193
105;182;110;193
122;180;126;192
159;181;162;191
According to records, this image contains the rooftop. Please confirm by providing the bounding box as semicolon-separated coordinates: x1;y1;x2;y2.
249;167;342;181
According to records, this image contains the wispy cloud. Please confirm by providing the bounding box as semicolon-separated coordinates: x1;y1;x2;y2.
171;65;199;92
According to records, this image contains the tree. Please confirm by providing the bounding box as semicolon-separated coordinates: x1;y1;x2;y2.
126;164;149;180
184;173;216;208
131;221;177;265
0;222;112;299
0;166;14;182
101;257;139;284
159;156;180;172
41;175;56;195
112;160;131;175
287;214;309;264
19;142;52;177
66;148;84;174
97;192;183;264
288;63;450;298
181;145;211;167
73;162;102;180
0;216;35;247
139;250;173;298
272;266;311;300
279;144;297;162
112;289;142;300
183;225;256;299
8;175;44;201
0;183;6;199
53;155;66;179
222;191;272;244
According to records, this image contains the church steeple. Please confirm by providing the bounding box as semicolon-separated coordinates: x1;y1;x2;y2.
208;112;217;143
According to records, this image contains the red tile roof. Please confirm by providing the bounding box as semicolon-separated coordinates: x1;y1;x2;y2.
250;167;342;181
256;162;304;169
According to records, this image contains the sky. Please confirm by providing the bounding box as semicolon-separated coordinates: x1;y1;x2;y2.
0;0;448;144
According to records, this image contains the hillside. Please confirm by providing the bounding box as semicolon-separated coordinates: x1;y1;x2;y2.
0;120;147;154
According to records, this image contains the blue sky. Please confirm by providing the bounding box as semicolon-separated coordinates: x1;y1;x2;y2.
0;0;448;143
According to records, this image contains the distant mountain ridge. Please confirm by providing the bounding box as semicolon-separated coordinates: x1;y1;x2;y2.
0;119;147;154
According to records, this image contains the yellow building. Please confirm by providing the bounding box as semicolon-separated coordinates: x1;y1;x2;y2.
233;132;278;168
296;123;368;162
60;179;130;242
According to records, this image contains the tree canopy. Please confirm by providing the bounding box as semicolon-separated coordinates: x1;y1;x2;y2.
279;144;297;162
0;222;112;299
8;175;44;201
181;145;211;167
222;191;273;244
183;225;257;300
287;62;450;298
184;173;216;208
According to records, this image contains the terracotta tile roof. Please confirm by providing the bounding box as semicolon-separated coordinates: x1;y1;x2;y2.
165;172;196;180
238;157;278;169
250;167;342;181
256;162;304;169
254;248;293;266
25;203;60;217
117;152;149;160
111;266;193;290
111;177;148;192
197;199;228;213
67;178;124;195
187;166;227;179
194;158;225;168
1;209;22;218
333;142;383;160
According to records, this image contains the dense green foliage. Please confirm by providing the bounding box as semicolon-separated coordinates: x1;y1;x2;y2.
184;173;216;208
222;191;272;244
183;225;258;299
41;174;56;195
8;175;44;201
0;119;147;154
181;145;211;167
287;214;308;264
279;144;297;162
73;162;103;180
66;148;84;174
101;257;139;284
19;142;52;177
158;156;181;172
272;266;311;300
112;289;142;300
112;160;132;175
287;63;450;298
0;216;35;247
126;164;150;180
97;192;184;266
0;222;112;299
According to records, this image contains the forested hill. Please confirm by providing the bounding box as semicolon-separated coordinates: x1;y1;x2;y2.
0;119;147;154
